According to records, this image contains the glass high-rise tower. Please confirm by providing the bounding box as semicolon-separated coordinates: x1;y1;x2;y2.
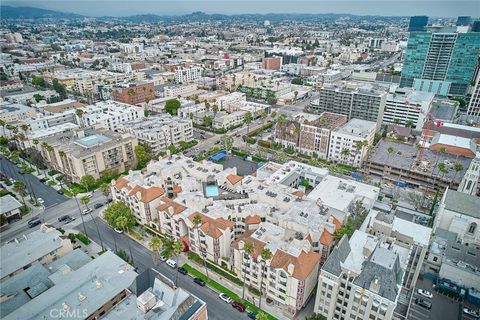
400;20;480;97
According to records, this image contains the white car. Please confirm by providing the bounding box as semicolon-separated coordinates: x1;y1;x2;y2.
87;193;94;198
166;259;177;268
219;293;233;304
160;255;167;262
417;289;433;299
37;197;45;204
114;228;123;234
463;308;480;318
82;208;93;215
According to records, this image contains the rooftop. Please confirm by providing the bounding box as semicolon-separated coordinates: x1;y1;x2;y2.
0;194;22;214
442;189;480;218
334;118;377;138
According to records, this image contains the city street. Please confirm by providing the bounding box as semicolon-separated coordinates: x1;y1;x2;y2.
0;190;105;245
76;218;248;320
0;156;67;208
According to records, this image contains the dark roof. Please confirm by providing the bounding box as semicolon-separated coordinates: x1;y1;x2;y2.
353;247;401;302
322;235;351;276
443;189;480;218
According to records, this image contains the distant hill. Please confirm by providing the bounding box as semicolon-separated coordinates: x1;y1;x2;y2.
1;6;84;20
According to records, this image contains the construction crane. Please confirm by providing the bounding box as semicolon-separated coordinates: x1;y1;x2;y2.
417;112;443;162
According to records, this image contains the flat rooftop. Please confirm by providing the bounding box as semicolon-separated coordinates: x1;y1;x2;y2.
334;118;376;138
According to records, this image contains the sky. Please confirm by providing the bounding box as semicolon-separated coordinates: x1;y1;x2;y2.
3;0;479;18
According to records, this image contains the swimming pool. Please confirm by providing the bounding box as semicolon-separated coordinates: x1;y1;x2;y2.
205;185;220;197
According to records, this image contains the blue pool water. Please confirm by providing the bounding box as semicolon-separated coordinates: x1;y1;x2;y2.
205;185;220;197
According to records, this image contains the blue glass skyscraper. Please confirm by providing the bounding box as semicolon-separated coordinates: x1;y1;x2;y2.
400;21;480;97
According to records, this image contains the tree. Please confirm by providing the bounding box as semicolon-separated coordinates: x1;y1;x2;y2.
305;313;327;320
13;181;27;206
242;242;255;299
451;163;464;186
202;115;213;128
193;214;209;280
165;99;181;115
81;195;104;250
212;104;219;117
384;146;396;183
33;93;45;102
291;77;303;85
100;184;111;200
75;109;84;127
135;144;151;169
340;148;351;164
258;248;272;309
171;240;184;286
244;112;253;135
436;162;448;189
293;90;299;101
149;236;163;266
52;79;67;99
104;201;136;231
220;135;233;151
0;119;6;136
80;175;96;192
32;76;46;87
405;120;415;128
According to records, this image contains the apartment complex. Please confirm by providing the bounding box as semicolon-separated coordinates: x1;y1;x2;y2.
175;66;202;83
262;56;283;70
0;224;73;282
314;230;411;320
164;83;198;98
118;115;193;154
328;119;377;167
110;156;380;316
400;25;480;96
37;128;137;182
111;81;155;105
310;82;388;129
383;87;434;129
79;100;145;131
0;102;37;123
275;112;347;158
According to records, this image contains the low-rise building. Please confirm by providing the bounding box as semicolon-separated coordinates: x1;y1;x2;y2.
164;83;198;98
37;128;137;182
111;81;155;105
0;195;22;223
328;119;377;167
0;224;73;282
118;115;193;154
0;102;37;123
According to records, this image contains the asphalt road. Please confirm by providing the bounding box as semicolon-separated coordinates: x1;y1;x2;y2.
0;156;67;208
0;190;106;245
77;218;248;320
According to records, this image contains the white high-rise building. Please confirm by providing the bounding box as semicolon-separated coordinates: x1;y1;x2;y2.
175;66;202;83
458;152;480;196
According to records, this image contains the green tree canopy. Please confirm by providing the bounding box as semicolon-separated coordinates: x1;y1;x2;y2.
291;77;303;85
79;175;96;192
32;76;46;87
103;201;136;230
135;144;151;169
165;99;181;115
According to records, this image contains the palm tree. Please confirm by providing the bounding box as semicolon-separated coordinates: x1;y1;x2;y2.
172;240;184;286
20;124;30;149
212;104;219;117
244;112;253;135
340;148;350;164
451;163;464;187
293;90;298;101
384;146;395;183
75;109;84;127
80;195;104;250
258;248;272;309
13;181;27;207
72;191;89;239
0;119;6;136
193;214;209;279
436;163;449;190
242;242;254;299
116;215;134;264
149;236;163;266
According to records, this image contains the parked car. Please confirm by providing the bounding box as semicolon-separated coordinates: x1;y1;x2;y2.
114;228;123;234
82;208;93;215
37;198;45;204
94;203;104;209
415;298;432;310
193;278;206;286
215;140;221;145
39;178;46;183
417;289;433;299
463;308;480;318
58;215;70;222
27;218;42;228
64;217;76;224
232;301;246;312
177;267;188;275
166;259;177;268
9;178;15;184
160;255;167;262
57;190;64;195
87;193;94;198
247;312;257;319
219;293;233;303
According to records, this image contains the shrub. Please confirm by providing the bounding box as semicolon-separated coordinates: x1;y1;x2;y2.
187;252;243;286
248;286;260;296
258;140;271;148
19;205;30;216
117;250;131;263
75;232;90;245
48;170;58;176
252;155;267;163
68;233;76;243
56;227;65;234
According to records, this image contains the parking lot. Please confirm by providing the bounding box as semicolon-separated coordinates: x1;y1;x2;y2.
409;278;461;320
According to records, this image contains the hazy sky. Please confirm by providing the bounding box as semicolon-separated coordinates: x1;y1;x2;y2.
3;0;479;18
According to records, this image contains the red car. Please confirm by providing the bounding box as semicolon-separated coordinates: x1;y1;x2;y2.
232;301;246;312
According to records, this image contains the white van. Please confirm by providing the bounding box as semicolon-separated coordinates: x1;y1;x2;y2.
166;259;177;268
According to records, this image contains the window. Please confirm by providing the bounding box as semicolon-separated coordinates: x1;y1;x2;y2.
468;222;477;234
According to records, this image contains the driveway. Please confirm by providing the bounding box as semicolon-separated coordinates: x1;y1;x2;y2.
0;156;67;208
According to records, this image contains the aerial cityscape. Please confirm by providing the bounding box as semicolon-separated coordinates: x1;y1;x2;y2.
0;2;479;320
